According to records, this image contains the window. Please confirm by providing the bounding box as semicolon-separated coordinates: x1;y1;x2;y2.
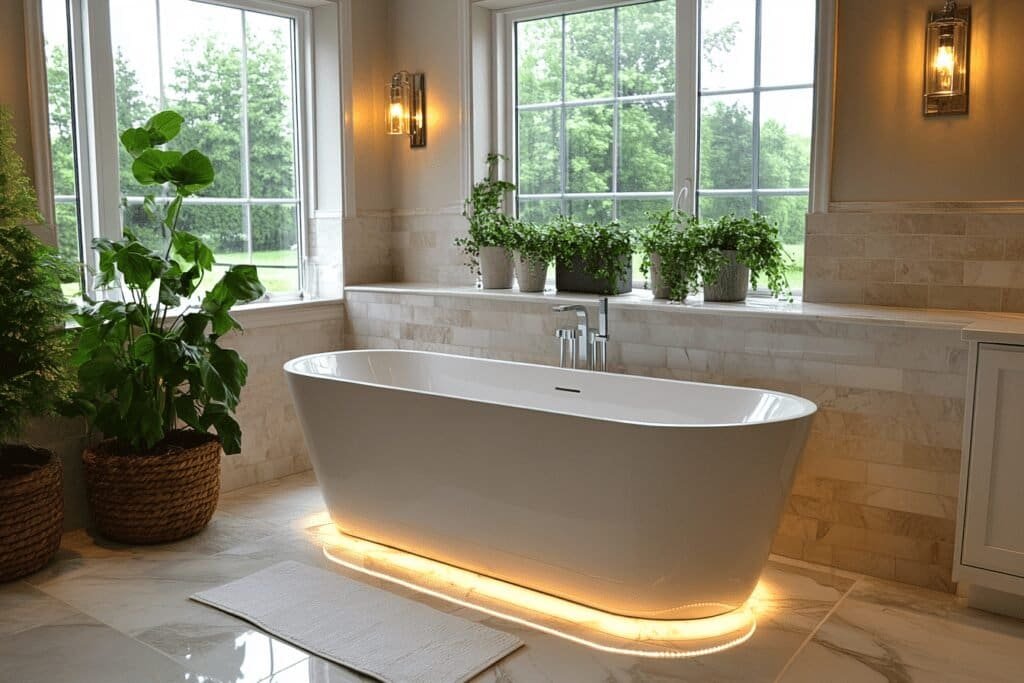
509;0;818;290
698;0;815;290
39;0;309;300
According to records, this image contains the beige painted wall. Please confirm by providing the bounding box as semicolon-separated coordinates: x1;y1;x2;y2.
350;0;393;214
388;0;465;212
0;0;35;181
831;0;1024;203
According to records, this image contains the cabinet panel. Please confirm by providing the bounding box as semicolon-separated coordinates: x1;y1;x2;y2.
963;344;1024;577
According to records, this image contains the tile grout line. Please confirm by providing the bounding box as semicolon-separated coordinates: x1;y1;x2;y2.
772;575;861;683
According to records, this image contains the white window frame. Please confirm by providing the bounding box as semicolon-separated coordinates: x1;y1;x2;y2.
494;0;698;217
481;0;836;290
25;0;322;303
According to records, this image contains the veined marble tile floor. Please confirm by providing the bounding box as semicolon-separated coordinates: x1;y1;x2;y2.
2;471;1023;682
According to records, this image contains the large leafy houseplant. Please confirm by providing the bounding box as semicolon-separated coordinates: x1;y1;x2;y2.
0;105;71;579
73;111;265;457
684;212;791;301
456;153;516;288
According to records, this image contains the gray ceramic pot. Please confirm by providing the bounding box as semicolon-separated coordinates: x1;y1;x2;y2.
513;251;548;292
478;246;514;289
555;254;632;295
648;252;671;299
702;250;750;302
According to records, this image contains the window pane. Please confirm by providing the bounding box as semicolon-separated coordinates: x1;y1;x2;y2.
760;0;815;87
759;89;813;189
698;194;752;221
517;108;561;194
757;194;807;290
566;105;612;193
567;199;612;224
516;16;562;105
250;204;300;294
178;203;245;255
565;8;614;101
700;0;755;91
619;0;676;96
616;198;673;233
519;199;562;224
42;0;82;280
109;0;160;197
618;99;674;193
246;12;297;199
699;94;753;189
122;201;170;251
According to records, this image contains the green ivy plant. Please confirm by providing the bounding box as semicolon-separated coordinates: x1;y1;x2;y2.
0;106;74;455
71;111;265;456
510;219;557;266
684;212;792;299
552;217;635;294
455;153;517;274
636;208;703;301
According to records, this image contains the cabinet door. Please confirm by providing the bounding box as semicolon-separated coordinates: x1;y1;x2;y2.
963;343;1024;577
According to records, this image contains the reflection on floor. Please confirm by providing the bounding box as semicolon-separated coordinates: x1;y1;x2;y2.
2;471;1023;682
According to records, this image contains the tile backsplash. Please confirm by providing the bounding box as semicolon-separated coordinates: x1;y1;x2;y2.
805;212;1024;311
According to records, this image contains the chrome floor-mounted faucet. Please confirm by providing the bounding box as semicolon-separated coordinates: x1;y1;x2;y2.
553;298;609;371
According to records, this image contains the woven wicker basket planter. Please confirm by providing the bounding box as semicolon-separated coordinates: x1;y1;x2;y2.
82;431;221;544
0;447;64;582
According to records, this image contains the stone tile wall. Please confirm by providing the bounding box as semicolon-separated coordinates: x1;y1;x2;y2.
391;208;475;287
342;212;393;285
345;290;967;592
805;213;1024;311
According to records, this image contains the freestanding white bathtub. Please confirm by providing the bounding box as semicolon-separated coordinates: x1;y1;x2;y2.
285;349;816;620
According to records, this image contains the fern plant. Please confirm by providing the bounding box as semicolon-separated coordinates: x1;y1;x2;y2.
0;106;74;454
455;153;517;274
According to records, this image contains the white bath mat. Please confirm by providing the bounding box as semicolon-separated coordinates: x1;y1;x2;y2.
191;560;522;683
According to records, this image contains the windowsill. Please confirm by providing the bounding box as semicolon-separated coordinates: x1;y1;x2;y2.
230;297;345;329
344;282;1024;333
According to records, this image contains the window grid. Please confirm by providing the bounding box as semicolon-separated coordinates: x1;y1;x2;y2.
696;0;812;216
118;0;305;283
515;2;676;224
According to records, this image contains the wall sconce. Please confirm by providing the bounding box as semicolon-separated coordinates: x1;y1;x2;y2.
924;1;970;116
386;71;426;147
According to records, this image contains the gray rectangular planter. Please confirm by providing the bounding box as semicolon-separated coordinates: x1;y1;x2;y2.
555;254;632;295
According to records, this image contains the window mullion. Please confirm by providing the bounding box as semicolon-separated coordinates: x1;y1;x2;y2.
72;0;122;283
611;6;620;222
752;0;763;214
240;11;254;264
675;0;698;215
559;14;567;216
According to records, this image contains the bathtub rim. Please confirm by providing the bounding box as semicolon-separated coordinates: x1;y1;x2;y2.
284;349;817;430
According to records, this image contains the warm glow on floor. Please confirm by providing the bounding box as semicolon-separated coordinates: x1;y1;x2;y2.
314;523;763;659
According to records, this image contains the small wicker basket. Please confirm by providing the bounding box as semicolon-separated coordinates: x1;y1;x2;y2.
82;431;221;544
0;447;64;582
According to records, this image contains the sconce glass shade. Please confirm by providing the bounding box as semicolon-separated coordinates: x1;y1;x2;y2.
924;3;970;116
387;71;411;135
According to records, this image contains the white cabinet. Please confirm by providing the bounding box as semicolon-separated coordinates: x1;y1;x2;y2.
956;331;1024;610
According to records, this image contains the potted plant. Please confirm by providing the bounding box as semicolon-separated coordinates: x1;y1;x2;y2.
686;212;791;302
553;218;634;295
71;111;265;544
637;208;698;300
0;106;73;581
510;219;554;293
456;153;516;289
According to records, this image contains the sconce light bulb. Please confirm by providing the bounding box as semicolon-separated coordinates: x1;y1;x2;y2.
934;44;956;93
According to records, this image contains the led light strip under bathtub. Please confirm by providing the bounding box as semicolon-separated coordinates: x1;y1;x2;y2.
318;527;758;659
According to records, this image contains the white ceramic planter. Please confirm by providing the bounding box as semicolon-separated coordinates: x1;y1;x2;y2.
478;246;514;289
648;252;671;299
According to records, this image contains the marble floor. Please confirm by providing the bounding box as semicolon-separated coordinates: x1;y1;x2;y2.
3;472;1024;683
